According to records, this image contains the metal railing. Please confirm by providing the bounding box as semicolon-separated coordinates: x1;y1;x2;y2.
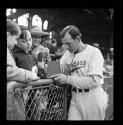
7;82;68;120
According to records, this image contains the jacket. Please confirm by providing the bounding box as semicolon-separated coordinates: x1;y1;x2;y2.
7;47;38;89
12;45;35;71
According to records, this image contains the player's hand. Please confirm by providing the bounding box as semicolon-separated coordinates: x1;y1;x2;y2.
50;74;68;84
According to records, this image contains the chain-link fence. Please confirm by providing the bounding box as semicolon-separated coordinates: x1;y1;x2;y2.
7;83;68;120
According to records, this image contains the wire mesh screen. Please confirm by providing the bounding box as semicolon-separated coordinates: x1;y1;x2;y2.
13;84;67;120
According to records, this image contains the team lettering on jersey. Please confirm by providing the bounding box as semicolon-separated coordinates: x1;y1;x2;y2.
68;60;87;72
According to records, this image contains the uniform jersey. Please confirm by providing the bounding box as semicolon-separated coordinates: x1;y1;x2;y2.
60;44;104;89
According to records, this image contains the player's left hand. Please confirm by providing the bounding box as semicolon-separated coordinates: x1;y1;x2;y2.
50;74;68;84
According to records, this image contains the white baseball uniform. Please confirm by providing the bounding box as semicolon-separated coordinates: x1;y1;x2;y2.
60;44;108;120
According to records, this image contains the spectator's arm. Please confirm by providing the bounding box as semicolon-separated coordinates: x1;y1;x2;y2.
7;65;39;83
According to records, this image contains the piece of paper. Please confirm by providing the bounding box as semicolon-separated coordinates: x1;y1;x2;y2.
47;61;61;77
47;60;71;77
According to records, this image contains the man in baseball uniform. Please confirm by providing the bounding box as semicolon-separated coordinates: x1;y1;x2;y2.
50;25;108;120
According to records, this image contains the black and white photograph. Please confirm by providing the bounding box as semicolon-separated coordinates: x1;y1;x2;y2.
6;8;114;120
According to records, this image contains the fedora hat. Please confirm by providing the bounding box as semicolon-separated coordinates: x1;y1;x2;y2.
30;26;50;37
19;25;29;31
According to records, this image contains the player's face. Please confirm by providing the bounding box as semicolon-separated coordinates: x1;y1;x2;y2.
62;33;78;53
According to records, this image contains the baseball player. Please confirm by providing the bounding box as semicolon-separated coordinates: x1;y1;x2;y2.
50;25;108;120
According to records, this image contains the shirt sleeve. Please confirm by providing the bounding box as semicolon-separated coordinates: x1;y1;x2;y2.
7;65;39;83
67;74;102;89
87;48;104;78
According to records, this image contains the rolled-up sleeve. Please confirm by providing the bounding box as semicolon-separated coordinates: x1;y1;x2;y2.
7;66;38;83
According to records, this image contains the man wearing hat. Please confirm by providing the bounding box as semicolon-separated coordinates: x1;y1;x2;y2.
30;26;51;79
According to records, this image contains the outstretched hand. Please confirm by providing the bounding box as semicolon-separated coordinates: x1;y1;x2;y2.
50;74;68;84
